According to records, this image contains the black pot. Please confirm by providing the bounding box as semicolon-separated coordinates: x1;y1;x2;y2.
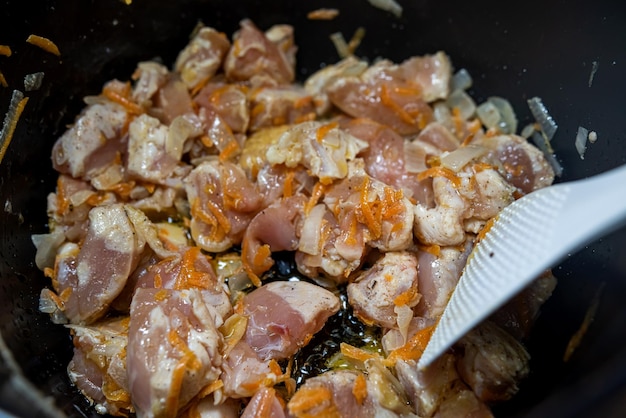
1;0;625;417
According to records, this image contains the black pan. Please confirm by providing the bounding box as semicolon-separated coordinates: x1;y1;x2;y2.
1;0;625;416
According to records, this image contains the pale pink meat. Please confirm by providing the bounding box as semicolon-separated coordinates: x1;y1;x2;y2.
347;251;419;329
240;387;286;418
414;241;472;319
184;160;263;252
127;288;223;417
67;317;131;416
248;86;316;131
56;204;143;324
51;102;128;178
194;82;250;133
132;61;169;105
242;281;340;360
455;321;530;403
241;194;307;279
224;19;295;85
399;51;452;103
175;26;231;90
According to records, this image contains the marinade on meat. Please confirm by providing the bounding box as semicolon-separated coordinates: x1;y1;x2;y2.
33;18;557;418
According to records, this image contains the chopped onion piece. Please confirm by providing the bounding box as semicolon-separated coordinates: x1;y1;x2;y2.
588;130;598;143
440;144;488;172
367;0;403;17
446;90;476;120
24;72;45;92
404;141;428;173
476;101;500;130
575;126;589;160
520;123;536;139
451;68;473;92
488;96;517;134
531;131;563;177
330;32;350;59
528;97;558;141
433;101;454;130
299;204;326;255
31;229;65;270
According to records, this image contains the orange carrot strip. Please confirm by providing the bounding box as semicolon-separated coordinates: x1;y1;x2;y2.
316;121;338;143
218;140;240;162
26;34;60;56
0;95;28;164
416;166;461;187
0;71;7;88
385;324;435;366
283;169;296;198
380;84;415;125
352;374;367;405
102;88;144;114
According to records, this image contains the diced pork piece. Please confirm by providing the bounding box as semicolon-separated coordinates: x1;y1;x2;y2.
348;251;419;329
240;387;286;418
326;60;433;135
152;76;195;124
132;61;169;105
414;242;472;319
127;113;197;185
51;102;128;178
194;82;250;133
67;317;131;416
242;281;340;361
304;56;368;115
248;86;316;131
266;121;368;185
287;370;370;417
198;107;243;159
288;363;414;418
264;24;297;72
455;321;530;403
224;19;295;85
413;176;467;246
490;270;557;340
416;122;461;152
220;340;275;399
295;202;366;282
175;26;231;90
395;354;492;418
324;160;415;252
127;288;223;418
475;134;555;194
184;159;264;252
399;51;452;103
241;194;307;281
55;204;144;324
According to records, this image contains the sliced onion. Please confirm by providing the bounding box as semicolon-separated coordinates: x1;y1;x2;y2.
520;123;536;139
575;126;589;160
446;89;476;120
440;144;488;172
330;32;350;59
476;101;500;130
298;204;326;255
31;229;65;270
433;101;454;131
394;304;413;346
528;97;558;141
451;68;473;92
367;0;403;17
488;96;517;134
124;205;178;259
404;141;428;173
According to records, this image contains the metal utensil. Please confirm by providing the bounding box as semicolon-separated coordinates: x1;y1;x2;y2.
418;164;626;369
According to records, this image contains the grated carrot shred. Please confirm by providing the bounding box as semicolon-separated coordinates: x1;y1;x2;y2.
288;386;340;418
385;324;435;366
416;166;461;187
218;140;240;162
418;243;441;256
307;8;340;20
393;285;418;306
0;45;11;57
197;379;223;399
476;216;496;243
340;342;381;363
352;374;368;405
316;121;338;143
380;84;416;125
102;85;143;115
26;34;60;56
283;169;296;198
304;182;325;215
0;71;7;88
176;247;211;290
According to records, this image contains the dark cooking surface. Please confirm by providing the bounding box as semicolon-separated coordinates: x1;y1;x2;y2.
1;0;625;417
